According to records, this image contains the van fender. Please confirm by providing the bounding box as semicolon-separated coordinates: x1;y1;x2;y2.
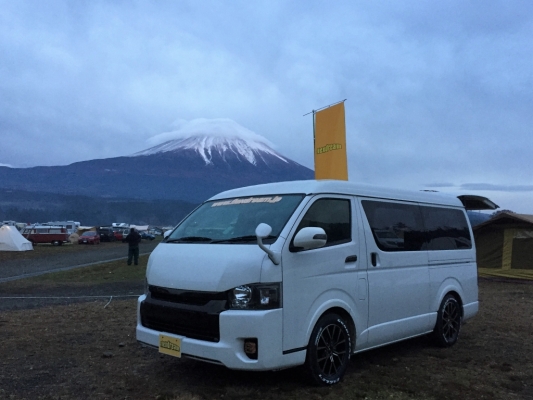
431;277;465;315
302;289;361;350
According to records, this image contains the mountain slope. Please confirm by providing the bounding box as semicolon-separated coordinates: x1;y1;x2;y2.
0;133;314;204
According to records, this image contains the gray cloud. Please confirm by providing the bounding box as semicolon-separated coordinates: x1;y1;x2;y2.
460;183;533;192
1;0;532;212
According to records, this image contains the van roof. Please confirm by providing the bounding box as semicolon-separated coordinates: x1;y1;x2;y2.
209;180;465;208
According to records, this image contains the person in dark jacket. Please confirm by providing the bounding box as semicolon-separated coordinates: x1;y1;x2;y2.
125;227;142;265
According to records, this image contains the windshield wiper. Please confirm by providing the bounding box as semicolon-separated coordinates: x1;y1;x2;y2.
211;235;277;244
166;236;213;243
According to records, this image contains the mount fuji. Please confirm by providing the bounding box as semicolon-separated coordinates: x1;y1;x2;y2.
125;131;314;202
0;127;313;224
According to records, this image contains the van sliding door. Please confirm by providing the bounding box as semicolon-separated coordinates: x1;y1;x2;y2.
359;199;431;348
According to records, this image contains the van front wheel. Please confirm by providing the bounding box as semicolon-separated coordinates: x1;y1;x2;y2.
305;313;351;386
433;294;461;347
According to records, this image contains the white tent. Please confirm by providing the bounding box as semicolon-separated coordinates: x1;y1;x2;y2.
0;225;33;251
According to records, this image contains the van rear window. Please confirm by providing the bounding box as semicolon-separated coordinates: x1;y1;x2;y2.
361;200;471;251
420;206;472;250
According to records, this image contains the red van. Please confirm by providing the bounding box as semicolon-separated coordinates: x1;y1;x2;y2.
22;225;70;246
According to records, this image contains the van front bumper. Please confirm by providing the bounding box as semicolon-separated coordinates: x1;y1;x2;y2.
136;295;305;371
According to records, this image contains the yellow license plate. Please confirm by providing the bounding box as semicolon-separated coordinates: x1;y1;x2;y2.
159;334;182;358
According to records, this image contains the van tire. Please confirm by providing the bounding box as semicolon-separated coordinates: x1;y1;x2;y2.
432;294;461;347
305;313;351;386
52;240;60;246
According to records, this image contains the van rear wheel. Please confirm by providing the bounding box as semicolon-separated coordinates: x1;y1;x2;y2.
305;313;351;386
433;294;461;347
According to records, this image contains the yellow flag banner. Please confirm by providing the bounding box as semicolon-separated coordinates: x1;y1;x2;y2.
314;102;348;180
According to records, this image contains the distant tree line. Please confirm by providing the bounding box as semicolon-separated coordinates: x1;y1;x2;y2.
492;209;515;216
0;189;197;227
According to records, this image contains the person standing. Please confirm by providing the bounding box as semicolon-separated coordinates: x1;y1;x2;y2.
125;227;142;265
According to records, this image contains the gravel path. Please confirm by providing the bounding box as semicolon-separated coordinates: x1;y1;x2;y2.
0;240;159;283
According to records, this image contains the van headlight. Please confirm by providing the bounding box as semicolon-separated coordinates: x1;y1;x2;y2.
229;283;281;310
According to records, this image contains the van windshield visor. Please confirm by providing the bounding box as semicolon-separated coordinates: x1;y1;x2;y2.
167;194;305;244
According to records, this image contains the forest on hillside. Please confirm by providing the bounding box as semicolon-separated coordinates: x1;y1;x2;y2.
0;188;197;227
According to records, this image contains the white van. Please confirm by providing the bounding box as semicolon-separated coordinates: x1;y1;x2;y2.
136;180;497;385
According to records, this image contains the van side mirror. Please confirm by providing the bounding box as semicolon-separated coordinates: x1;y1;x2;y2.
163;230;172;239
255;222;272;238
293;227;327;250
255;223;280;265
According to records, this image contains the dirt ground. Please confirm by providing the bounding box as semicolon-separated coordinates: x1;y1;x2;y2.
1;249;532;399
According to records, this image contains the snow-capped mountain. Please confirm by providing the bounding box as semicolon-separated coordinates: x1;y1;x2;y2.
134;118;295;168
0;131;314;207
134;134;290;166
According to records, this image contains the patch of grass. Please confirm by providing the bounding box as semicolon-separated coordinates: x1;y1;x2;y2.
14;255;148;285
0;240;124;262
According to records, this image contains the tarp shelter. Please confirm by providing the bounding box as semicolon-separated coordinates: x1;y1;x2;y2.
130;225;149;232
474;212;533;280
76;226;97;235
0;225;33;251
68;233;80;244
72;227;97;243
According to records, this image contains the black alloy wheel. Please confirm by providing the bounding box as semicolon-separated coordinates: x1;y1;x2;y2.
305;313;351;386
433;294;461;347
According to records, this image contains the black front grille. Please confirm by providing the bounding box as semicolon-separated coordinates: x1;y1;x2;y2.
149;285;227;305
140;286;228;342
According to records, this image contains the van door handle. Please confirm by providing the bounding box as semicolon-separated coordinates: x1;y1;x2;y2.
371;252;377;267
345;255;357;263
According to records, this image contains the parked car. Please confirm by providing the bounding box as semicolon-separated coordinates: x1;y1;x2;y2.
121;229;131;243
98;227;116;242
150;228;164;236
113;228;125;241
137;180;497;385
78;231;100;245
21;225;69;246
140;231;155;240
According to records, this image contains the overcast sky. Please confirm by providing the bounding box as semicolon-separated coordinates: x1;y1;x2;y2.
1;1;532;213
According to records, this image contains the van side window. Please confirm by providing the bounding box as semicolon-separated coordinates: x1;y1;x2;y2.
362;200;426;252
421;207;472;250
293;198;351;249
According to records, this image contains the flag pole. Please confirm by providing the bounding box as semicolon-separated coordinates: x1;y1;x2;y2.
303;99;346;116
304;99;347;160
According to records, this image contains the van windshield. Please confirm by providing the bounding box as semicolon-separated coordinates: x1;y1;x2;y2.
166;194;305;244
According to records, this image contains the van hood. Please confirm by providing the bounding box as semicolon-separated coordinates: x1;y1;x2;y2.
146;243;267;292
